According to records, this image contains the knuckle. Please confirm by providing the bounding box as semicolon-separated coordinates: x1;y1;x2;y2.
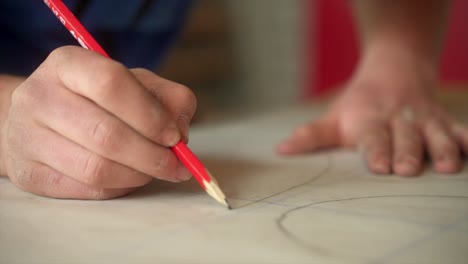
10;80;42;110
94;62;127;98
48;46;75;61
90;117;125;153
132;67;152;76
9;89;30;111
82;154;107;187
425;118;445;132
12;163;34;189
47;46;84;68
12;162;42;190
175;84;197;114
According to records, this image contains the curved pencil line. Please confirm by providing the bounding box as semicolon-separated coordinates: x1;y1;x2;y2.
230;154;334;209
276;194;468;253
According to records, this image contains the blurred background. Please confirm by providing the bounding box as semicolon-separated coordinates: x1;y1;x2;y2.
158;0;468;122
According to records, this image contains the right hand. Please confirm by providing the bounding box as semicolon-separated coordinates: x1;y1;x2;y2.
0;46;197;199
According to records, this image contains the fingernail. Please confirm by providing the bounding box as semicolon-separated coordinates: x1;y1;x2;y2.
177;116;190;143
435;155;460;173
161;126;181;147
371;158;391;174
176;165;192;181
277;142;293;154
395;161;417;176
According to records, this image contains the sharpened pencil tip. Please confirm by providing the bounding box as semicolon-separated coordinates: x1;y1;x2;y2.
203;177;231;209
225;198;232;210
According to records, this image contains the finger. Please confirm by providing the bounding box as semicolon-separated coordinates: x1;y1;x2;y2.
32;86;191;183
43;46;182;147
451;122;468;156
131;68;197;143
392;117;423;176
10;160;135;200
277;118;339;154
17;125;157;188
358;121;392;174
423;119;462;173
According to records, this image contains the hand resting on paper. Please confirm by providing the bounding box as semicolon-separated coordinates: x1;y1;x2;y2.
278;0;467;176
0;46;196;199
278;44;468;176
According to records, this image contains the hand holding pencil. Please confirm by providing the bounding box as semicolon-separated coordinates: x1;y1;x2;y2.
0;0;230;206
1;45;198;199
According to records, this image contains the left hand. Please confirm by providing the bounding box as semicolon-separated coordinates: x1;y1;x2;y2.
277;48;468;176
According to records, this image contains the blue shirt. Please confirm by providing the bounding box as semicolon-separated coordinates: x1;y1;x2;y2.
0;0;193;75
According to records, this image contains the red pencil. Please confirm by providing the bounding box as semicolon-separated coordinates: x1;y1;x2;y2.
44;0;231;209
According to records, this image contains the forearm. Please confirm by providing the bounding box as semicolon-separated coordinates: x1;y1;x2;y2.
353;0;451;66
0;74;25;176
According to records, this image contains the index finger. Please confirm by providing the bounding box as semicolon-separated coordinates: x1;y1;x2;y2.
358;121;392;174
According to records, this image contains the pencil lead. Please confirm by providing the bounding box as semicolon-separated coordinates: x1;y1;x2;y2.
225;198;232;210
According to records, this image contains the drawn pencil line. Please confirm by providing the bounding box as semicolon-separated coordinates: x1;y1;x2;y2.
275;195;468;256
229;154;333;209
306;203;468;231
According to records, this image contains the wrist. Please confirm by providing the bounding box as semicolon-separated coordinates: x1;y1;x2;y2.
362;33;438;76
347;37;440;103
0;74;24;176
358;37;438;88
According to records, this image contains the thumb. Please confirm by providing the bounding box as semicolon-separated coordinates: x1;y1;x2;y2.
277;117;339;155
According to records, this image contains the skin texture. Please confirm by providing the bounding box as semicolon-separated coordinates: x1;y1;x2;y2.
0;46;196;199
0;1;467;200
278;0;468;176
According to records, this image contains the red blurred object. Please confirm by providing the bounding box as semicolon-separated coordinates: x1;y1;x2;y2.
440;0;468;82
307;0;468;97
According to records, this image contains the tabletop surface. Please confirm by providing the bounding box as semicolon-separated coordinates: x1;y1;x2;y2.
1;92;467;264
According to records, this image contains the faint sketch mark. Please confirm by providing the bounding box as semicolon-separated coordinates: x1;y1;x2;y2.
276;194;468;254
